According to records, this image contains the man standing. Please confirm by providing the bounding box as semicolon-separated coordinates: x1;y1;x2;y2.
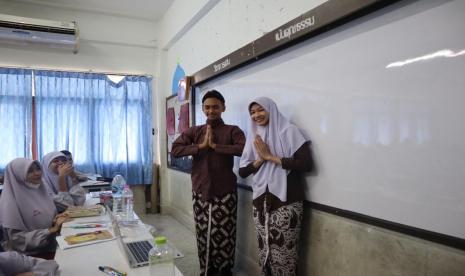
171;90;245;276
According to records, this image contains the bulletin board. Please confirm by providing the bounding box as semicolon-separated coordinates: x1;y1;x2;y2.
166;94;192;173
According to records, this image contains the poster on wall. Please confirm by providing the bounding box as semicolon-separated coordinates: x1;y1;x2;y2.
178;103;190;132
166;94;192;173
177;76;191;101
166;107;175;135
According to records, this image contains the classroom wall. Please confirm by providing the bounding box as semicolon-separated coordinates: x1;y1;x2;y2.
0;0;158;74
156;0;327;227
0;0;159;214
155;1;465;275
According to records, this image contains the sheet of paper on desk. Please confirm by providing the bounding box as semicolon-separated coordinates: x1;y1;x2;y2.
79;180;109;187
56;229;116;250
65;205;104;218
64;230;113;245
84;173;101;181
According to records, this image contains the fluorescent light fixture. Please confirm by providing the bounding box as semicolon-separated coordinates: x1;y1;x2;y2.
386;49;465;68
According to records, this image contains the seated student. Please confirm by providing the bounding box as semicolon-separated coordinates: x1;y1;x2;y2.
60;150;88;182
42;151;86;211
0;251;59;276
0;158;69;258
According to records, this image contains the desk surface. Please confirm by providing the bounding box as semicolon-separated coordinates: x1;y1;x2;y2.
55;197;183;276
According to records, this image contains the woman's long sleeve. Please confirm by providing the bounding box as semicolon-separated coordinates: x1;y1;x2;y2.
3;228;53;254
69;184;86;205
281;142;313;172
238;163;259;178
52;184;86;211
0;251;59;276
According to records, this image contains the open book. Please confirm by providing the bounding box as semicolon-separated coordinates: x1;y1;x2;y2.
65;205;104;218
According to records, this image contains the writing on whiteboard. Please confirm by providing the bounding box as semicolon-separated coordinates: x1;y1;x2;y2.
213;58;231;72
275;16;315;41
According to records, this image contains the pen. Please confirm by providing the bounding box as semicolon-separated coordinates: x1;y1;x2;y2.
70;224;104;228
98;266;127;276
75;230;102;236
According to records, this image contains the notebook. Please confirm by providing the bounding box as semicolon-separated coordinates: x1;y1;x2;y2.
108;206;154;268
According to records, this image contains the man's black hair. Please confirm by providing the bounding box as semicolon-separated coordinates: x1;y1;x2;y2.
202;90;225;104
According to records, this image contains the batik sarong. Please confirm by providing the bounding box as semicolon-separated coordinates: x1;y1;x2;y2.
193;191;237;275
253;199;303;276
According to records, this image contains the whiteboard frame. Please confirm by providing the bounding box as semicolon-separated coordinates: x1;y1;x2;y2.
190;0;465;250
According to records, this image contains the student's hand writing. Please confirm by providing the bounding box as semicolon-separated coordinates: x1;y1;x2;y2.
49;214;71;234
53;212;70;224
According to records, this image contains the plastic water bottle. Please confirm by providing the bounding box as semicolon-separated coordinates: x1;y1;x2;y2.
111;174;126;194
149;236;174;276
121;184;134;221
111;174;126;215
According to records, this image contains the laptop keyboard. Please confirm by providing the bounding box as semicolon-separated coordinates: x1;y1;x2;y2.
126;240;153;263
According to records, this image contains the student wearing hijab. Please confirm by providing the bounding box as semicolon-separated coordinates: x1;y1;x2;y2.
41;151;86;211
60;150;88;182
239;97;313;276
0;158;69;257
0;251;59;276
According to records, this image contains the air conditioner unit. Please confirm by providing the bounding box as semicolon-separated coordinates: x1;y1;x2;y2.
0;14;79;53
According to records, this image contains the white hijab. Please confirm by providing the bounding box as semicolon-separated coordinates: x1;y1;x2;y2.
0;158;57;231
41;151;72;194
239;97;308;201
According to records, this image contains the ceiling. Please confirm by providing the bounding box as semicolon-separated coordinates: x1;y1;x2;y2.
10;0;175;21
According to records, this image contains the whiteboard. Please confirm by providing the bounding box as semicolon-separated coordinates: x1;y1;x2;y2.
195;0;465;239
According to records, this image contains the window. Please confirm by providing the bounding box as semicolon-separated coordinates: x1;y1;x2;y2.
0;68;32;168
0;68;153;184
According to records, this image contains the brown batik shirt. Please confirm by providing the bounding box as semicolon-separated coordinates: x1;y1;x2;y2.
171;118;245;201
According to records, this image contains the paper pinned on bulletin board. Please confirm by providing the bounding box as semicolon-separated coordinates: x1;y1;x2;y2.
166;93;192;173
178;103;189;133
177;76;191;102
166;107;175;135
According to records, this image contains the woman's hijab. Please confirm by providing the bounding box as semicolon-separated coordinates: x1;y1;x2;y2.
240;97;308;201
0;158;56;231
41;151;72;194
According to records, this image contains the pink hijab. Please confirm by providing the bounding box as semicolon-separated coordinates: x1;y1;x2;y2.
239;97;308;201
0;158;57;231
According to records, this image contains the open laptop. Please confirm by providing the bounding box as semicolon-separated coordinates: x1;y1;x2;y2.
107;206;154;268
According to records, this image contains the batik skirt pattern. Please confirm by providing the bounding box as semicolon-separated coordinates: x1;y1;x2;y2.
253;200;303;276
192;191;237;275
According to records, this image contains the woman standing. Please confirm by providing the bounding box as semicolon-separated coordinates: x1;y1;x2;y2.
239;97;313;276
0;158;69;258
41;151;86;211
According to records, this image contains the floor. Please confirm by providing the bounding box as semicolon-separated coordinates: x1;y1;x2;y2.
139;214;250;276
